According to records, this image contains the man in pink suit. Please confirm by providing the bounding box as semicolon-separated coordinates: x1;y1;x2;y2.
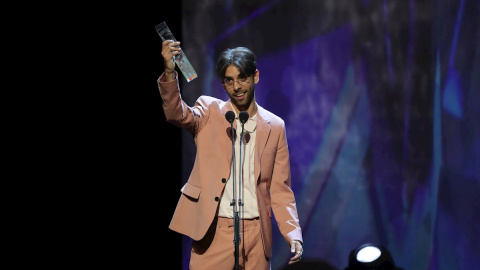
158;40;303;270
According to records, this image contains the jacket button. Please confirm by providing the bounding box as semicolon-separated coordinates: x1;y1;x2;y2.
222;178;226;183
215;197;220;201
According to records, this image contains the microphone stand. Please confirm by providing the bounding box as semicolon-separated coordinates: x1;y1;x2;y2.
234;111;248;270
226;111;247;270
235;120;246;270
228;117;240;270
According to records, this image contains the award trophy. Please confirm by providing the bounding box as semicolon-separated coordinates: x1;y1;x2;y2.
155;22;198;82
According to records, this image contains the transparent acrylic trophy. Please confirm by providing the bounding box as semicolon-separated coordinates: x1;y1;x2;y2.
155;21;198;82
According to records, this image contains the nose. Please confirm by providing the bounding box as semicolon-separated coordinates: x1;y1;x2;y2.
233;80;242;90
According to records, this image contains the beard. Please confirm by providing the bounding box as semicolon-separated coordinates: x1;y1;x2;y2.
230;85;255;111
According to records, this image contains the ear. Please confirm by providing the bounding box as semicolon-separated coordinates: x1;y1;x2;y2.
254;69;260;84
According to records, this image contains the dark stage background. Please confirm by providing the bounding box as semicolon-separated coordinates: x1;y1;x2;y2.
4;0;477;269
172;1;479;270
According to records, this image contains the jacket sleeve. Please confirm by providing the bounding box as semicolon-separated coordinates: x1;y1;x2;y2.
269;121;303;245
157;72;209;135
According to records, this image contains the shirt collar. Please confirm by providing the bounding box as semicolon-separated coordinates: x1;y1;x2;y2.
231;104;257;133
243;114;257;133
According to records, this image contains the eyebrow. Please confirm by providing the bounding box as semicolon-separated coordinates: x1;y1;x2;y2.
224;74;247;79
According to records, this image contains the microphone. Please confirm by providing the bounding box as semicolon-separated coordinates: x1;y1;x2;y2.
225;111;235;123
239;111;249;124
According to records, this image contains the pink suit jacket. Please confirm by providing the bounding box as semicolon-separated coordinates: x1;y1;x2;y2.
158;73;303;258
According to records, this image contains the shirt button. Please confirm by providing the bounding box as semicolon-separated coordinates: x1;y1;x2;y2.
215;197;220;201
222;178;226;183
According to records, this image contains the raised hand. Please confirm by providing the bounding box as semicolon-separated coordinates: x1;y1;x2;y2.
161;40;181;81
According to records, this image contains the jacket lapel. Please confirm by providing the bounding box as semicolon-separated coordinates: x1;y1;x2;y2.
254;105;271;181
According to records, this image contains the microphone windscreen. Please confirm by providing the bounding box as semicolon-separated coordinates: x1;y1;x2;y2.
225;111;235;123
239;111;249;123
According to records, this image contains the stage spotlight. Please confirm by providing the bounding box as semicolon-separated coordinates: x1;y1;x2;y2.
344;243;398;270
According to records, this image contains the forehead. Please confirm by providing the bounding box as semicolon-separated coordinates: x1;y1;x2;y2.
224;65;241;78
